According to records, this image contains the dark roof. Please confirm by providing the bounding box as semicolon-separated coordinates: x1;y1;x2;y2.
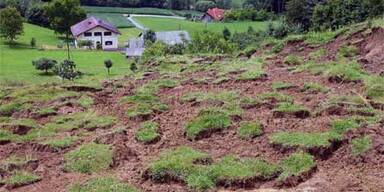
206;8;225;21
70;17;121;37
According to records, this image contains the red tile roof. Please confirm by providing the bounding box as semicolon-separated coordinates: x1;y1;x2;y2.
206;8;225;21
70;17;120;37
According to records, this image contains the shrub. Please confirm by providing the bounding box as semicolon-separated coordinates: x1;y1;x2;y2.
32;58;57;74
142;41;167;61
351;136;372;156
64;142;112;173
195;1;216;12
185;109;231;139
54;60;81;81
189;30;235;54
136;121;160;143
278;152;315;181
237;121;263;139
77;40;93;49
104;59;113;75
69;177;138;192
143;29;156;43
222;27;231;41
30;37;36;47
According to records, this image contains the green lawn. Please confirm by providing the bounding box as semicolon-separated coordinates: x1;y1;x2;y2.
87;13;135;28
83;6;202;17
133;17;269;34
119;28;141;46
0;23;132;85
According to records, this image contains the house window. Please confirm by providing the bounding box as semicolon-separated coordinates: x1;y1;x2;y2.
104;32;112;36
105;41;113;46
84;32;92;37
94;32;102;36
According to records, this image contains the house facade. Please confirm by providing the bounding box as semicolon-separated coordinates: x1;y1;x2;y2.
202;8;225;22
71;17;121;50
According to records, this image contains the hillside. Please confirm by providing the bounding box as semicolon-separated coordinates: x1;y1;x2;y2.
0;18;383;191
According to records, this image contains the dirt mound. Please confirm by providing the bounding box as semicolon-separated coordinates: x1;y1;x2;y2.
357;27;384;74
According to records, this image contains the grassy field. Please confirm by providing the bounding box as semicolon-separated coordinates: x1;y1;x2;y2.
83;6;202;17
133;17;270;34
87;13;134;28
0;23;132;85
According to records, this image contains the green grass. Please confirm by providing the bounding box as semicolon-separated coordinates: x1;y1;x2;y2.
308;48;327;60
77;95;94;108
134;17;269;35
83;6;202;17
237;121;263;139
272;81;294;90
269;131;341;148
147;146;279;191
64;142;112;173
331;118;360;135
258;92;294;103
0;102;23;116
1;154;36;168
0;23;132;85
88;13;134;28
351;136;372;156
4;171;40;186
185;109;231;139
273;102;310;117
42;136;78;150
69;177;138;192
301;82;330;93
278;152;315;181
136;121;160;143
284;55;304;66
337;45;358;58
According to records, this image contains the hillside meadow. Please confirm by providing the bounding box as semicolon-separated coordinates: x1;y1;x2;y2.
0;23;137;85
133;16;270;34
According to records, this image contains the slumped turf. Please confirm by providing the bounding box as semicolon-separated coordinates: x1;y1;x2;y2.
269;132;341;148
136;121;160;143
69;177;138;192
64;142;112;173
4;171;40;187
351;136;372;156
237;121;263;139
278;152;315;181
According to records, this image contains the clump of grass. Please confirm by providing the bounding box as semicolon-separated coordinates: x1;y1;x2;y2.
269;131;341;148
0;102;23;116
77;95;94;108
64;142;112;173
147;146;210;182
0;129;16;143
236;70;267;81
351;136;372;156
330;118;360;135
271;41;284;53
185;109;231;140
258;92;294;103
32;107;56;117
364;76;384;103
278;152;315;181
301;83;330;93
338;45;358;57
303;29;343;45
284;55;304;66
5;171;40;187
69;177;138;192
325;61;365;82
123;92;168;118
273;102;310;118
237;121;263;139
308;48;327;60
9;86;78;103
210;155;280;183
272;81;294;90
1;154;36;169
136;121;160;143
42;136;78;150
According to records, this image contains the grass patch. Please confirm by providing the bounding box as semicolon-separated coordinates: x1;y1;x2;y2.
330;118;360;135
272;81;294;90
273;102;310;118
278;152;315;181
77;95;94;108
308;48;327;60
41;136;78;150
0;102;23;116
338;45;358;58
351;136;372;156
4;171;40;187
301;83;330;93
1;154;36;169
64;142;112;174
136;121;160;143
284;55;304;66
269;131;341;148
258;92;294;103
237;121;263;139
185;109;231;140
69;176;138;192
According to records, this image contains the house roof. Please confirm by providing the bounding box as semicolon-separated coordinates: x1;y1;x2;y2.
70;17;121;37
154;31;191;45
206;8;225;21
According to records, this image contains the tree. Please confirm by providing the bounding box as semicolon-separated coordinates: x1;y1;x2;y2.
0;7;24;43
222;27;231;41
195;1;216;12
32;58;57;74
45;0;86;60
104;59;113;75
30;38;36;48
54;60;81;81
143;29;156;43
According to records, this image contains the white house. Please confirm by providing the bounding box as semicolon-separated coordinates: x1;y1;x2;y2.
71;17;121;50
